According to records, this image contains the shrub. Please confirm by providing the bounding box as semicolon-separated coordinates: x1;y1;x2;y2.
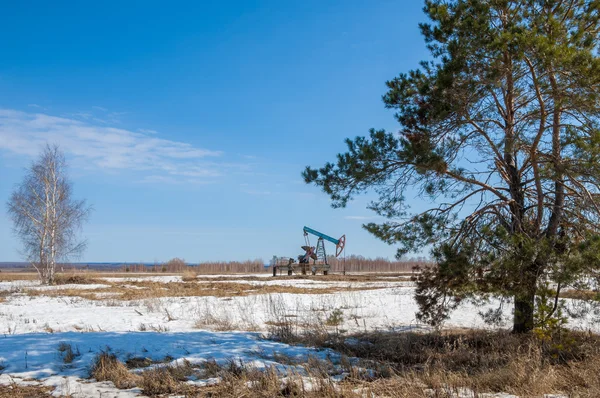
57;342;80;364
54;273;100;285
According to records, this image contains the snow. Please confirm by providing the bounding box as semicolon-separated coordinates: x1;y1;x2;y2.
0;330;338;378
0;286;514;336
0;280;39;291
209;277;413;289
0;274;595;397
31;283;112;291
0;328;340;397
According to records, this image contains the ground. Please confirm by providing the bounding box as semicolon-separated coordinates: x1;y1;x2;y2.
0;271;597;397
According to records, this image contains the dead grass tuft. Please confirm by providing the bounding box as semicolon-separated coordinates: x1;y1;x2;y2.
138;367;187;396
181;268;199;282
0;291;10;303
199;363;367;397
89;351;140;389
53;273;103;285
138;361;195;396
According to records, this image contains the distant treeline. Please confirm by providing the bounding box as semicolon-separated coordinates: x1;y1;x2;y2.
327;255;429;273
2;256;431;274
120;255;430;274
121;259;265;274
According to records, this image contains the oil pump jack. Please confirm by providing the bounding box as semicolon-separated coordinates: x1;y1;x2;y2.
271;226;346;276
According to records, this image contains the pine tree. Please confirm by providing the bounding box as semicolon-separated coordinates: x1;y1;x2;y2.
304;0;600;333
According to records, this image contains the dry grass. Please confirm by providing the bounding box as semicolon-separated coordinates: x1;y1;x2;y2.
0;271;183;282
138;367;186;396
0;291;9;303
89;351;140;389
138;361;196;396
53;273;104;285
196;273;414;283
0;272;40;282
0;384;54;398
200;366;347;397
181;268;199;282
285;328;600;397
69;328;600;397
24;280;383;301
57;342;80;364
560;289;599;301
1;269;416;283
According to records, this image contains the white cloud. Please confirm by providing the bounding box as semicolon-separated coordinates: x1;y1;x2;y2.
0;108;224;183
138;128;158;134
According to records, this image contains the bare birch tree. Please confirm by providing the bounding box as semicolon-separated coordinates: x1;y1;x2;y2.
7;145;91;284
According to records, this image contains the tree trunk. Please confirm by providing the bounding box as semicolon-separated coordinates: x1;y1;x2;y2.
513;293;535;333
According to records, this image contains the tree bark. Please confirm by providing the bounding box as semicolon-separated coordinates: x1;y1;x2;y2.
513;293;535;333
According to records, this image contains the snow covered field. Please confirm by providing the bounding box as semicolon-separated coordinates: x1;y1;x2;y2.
0;273;596;397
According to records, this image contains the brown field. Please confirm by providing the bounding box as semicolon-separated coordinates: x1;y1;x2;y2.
23;279;385;301
192;273;414;283
1;266;416;287
0;272;40;281
0;271;181;282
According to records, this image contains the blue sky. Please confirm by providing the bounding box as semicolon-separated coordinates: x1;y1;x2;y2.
0;0;429;263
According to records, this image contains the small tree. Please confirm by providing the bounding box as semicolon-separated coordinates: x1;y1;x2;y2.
164;257;186;272
304;0;600;333
7;145;91;285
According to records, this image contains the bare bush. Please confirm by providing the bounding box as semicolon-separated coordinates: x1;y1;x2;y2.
181;268;199;282
57;342;80;364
